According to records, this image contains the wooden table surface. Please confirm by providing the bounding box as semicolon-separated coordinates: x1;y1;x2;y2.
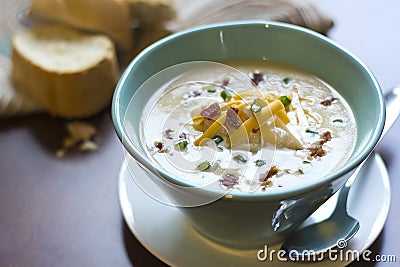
1;1;399;266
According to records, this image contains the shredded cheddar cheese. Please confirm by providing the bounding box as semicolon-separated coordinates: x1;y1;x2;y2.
193;93;294;148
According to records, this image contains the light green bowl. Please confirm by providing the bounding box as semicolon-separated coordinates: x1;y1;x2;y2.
112;21;385;248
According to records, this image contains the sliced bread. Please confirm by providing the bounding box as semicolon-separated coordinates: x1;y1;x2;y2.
11;25;119;118
28;0;134;55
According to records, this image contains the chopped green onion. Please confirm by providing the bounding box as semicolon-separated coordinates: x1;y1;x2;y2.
283;77;290;84
302;160;311;164
220;90;232;101
297;168;304;174
250;99;262;113
204;85;217;93
255;159;266;167
333;118;343;123
233;154;247;163
197;161;211;171
279;96;291;107
212;135;224;144
305;128;319;134
175;140;188;150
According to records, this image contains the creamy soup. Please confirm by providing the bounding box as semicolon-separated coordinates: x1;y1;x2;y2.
140;61;357;193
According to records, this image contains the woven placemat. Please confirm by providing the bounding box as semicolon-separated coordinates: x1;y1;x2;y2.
170;0;333;34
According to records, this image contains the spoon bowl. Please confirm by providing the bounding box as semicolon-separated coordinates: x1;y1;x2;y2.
281;196;360;258
281;86;400;259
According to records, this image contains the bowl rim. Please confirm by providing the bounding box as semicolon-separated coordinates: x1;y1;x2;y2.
112;20;385;201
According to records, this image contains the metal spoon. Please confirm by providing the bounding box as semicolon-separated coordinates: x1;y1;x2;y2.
281;87;400;258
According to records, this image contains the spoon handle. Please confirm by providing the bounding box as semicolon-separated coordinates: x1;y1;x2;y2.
336;86;400;212
383;86;400;138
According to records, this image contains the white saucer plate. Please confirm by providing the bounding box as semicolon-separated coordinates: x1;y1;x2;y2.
119;153;390;267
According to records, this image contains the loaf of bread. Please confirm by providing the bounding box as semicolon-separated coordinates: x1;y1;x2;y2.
121;0;176;58
28;0;134;56
124;0;175;27
11;25;120;119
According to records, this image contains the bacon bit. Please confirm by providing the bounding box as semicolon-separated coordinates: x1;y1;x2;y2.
308;144;326;158
225;108;242;129
261;179;273;191
252;128;259;133
155;141;163;150
320;97;338;106
154;141;168;153
260;166;279;186
307;131;332;158
260;165;278;190
222;78;230;87
183;89;202;101
267;165;279;179
200;103;221;119
220;173;239;189
163;129;174;139
231;107;239;114
320;131;332;145
250;70;265;85
190;89;202;97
